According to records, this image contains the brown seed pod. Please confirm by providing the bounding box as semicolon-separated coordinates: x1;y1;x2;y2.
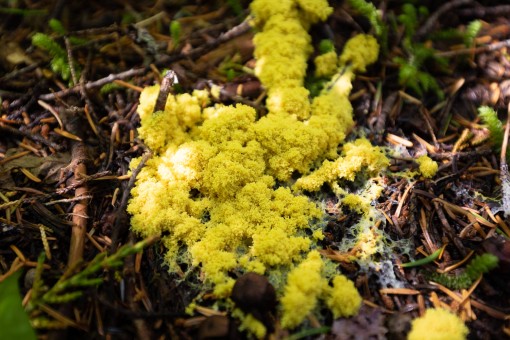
231;272;277;334
231;272;276;314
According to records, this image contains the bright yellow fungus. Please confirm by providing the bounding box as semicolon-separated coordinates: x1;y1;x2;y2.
315;51;339;77
416;155;438;178
326;275;362;318
129;0;382;334
280;251;327;328
295;138;389;192
233;308;267;339
339;34;380;72
408;308;468;340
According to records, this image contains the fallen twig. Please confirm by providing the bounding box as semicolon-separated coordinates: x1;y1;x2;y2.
38;68;146;101
416;0;475;38
109;150;152;253
436;38;510;58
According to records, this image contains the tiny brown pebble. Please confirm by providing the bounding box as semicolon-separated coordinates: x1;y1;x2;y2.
197;315;230;339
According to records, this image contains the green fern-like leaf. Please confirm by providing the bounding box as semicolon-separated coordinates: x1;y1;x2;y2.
398;4;418;39
27;237;157;328
43;291;83;304
417;70;443;99
394;43;445;99
170;20;181;47
478;106;504;151
465;253;499;281
427;253;498;290
32;32;81;84
50;57;70;81
427;272;472;290
32;33;66;59
49;18;67;35
464;20;482;46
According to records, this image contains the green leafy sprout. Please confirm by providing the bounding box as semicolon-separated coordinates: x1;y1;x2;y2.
464;20;482;47
393;3;446;99
31;32;74;83
170;20;182;49
31;19;86;85
26;236;158;328
478;106;504;152
427;253;499;290
348;1;446;99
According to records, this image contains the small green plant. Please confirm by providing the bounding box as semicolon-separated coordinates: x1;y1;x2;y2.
393;3;446;99
26;237;157;328
401;246;444;268
170;20;182;48
429;19;481;47
464;20;482;47
31;19;87;84
427;253;499;289
218;54;252;81
348;0;446;99
347;0;384;38
478;106;504;152
48;18;66;35
49;18;88;46
31;32;74;83
347;0;387;51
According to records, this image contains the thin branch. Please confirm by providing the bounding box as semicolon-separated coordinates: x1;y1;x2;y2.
38;19;252;101
109;151;152;254
416;0;475;38
436;38;510;58
0;124;64;151
154;70;178;112
38;68;146;101
458;5;510;17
